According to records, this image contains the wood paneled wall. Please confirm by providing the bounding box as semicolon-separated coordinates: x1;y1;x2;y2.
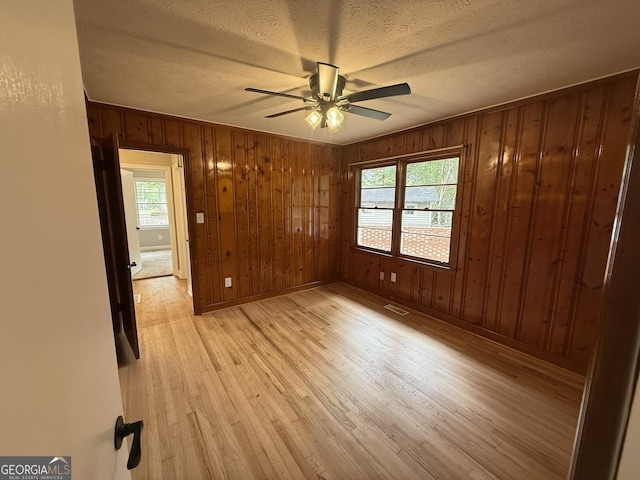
86;103;340;313
340;72;639;373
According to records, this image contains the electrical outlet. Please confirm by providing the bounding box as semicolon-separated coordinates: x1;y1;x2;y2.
196;212;205;224
390;272;397;282
224;277;232;288
158;234;163;240
379;272;385;280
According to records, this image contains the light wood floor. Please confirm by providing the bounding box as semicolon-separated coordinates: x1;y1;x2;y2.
121;277;584;480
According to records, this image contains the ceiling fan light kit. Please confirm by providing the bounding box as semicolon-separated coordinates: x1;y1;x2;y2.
246;62;411;133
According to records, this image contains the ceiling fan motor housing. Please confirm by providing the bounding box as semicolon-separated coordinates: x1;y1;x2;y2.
309;73;346;101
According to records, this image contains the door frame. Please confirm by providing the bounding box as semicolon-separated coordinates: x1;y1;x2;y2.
120;163;177;275
119;140;201;315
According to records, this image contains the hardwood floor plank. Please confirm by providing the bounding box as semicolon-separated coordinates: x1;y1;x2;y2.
122;278;583;479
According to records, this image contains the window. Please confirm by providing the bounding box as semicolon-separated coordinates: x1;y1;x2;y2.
357;165;396;252
355;149;462;267
135;179;169;227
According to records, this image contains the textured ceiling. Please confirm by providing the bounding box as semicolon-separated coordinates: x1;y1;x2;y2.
74;0;640;145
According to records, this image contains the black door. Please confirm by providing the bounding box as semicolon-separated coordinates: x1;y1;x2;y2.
92;133;140;360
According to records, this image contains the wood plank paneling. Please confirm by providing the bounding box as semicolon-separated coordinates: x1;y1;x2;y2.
255;134;273;294
484;108;519;332
568;75;638;366
518;94;580;349
246;134;261;297
339;72;639;373
498;103;543;339
232;131;252;299
215;128;237;302
86;102;340;313
462;111;503;325
291;142;305;287
123;111;149;144
203;126;222;304
549;88;605;355
271;137;285;292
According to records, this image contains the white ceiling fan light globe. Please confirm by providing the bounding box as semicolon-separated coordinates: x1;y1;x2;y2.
326;106;344;132
305;110;323;130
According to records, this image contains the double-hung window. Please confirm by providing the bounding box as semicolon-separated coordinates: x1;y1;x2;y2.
135;179;169;227
355;148;463;268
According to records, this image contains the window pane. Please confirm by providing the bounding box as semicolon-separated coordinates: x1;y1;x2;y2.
358;208;393;228
406;157;459;186
357;228;392;251
357;208;392;251
404;186;439;208
361;165;396;187
139;214;169;227
135;179;169;227
432;185;457;210
360;187;396;208
400;211;453;262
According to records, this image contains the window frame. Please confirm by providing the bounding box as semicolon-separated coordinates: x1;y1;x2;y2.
134;177;170;229
353;146;465;270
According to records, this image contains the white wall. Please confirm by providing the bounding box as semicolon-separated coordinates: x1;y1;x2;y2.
0;2;129;479
138;228;171;249
119;149;173;167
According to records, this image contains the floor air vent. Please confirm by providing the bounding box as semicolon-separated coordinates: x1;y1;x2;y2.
384;304;409;316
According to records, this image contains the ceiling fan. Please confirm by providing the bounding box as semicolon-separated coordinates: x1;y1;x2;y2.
245;62;411;132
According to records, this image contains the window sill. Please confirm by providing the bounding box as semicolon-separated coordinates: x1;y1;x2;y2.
138;225;170;230
353;246;455;272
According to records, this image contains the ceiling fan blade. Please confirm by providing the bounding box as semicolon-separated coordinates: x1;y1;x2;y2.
317;62;340;100
265;106;316;118
245;87;314;103
346;83;411;103
345;105;391;121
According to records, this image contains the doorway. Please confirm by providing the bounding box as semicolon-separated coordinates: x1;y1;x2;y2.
119;148;193;299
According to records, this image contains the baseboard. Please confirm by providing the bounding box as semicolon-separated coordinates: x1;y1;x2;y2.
198;280;335;314
140;245;171;251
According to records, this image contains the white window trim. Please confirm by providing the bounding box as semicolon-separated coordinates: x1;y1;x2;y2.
135;177;170;229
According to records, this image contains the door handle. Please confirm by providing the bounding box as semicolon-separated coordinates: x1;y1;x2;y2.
114;415;144;470
125;262;137;270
